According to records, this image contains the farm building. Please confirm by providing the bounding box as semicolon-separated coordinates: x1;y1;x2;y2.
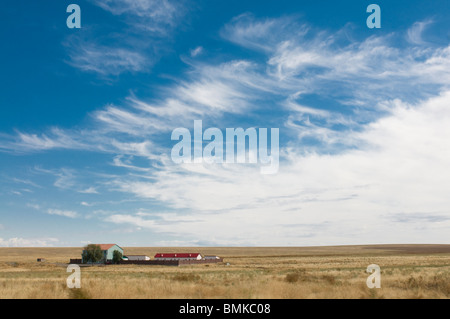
124;255;150;261
204;255;220;260
82;244;123;264
154;253;202;261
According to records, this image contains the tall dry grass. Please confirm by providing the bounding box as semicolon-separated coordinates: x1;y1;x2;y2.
0;245;449;299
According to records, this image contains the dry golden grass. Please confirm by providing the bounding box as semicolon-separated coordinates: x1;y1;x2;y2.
0;245;449;299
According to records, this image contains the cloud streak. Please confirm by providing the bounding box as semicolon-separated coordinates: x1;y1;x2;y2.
67;42;149;76
407;19;433;45
0;237;59;247
91;0;185;34
64;0;187;77
47;209;79;218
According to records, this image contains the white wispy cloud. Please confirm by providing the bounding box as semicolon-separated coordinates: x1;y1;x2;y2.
4;127;91;153
26;203;41;210
78;187;99;194
91;0;184;34
47;209;79;219
64;0;186;77
190;46;204;57
220;13;306;52
407;19;433;45
224;15;450;103
67;42;149;76
106;213;156;229
11;178;42;188
0;237;59;247
52;168;77;190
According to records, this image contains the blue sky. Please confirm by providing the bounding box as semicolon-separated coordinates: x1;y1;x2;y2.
1;0;450;247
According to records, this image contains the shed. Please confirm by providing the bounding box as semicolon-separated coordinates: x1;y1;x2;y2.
124;255;150;261
154;253;202;261
204;256;220;260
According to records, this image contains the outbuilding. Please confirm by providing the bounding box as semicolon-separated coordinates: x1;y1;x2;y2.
124;255;150;261
204;256;220;260
154;253;202;261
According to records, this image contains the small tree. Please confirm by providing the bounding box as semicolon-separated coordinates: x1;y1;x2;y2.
82;244;103;264
112;250;123;264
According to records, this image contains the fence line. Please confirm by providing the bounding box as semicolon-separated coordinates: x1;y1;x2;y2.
68;258;224;266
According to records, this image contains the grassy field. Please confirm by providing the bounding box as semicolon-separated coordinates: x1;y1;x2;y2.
0;244;449;299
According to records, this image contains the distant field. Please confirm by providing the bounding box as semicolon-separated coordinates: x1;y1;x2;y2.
0;244;449;299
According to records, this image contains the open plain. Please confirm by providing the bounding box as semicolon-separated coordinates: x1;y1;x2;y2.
0;244;449;299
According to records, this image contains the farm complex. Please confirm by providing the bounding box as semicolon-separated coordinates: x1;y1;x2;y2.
69;244;223;266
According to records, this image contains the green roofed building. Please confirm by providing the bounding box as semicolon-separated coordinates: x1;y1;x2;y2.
82;244;123;264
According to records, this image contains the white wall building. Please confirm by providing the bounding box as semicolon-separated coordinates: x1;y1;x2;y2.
154;253;202;261
125;255;150;261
